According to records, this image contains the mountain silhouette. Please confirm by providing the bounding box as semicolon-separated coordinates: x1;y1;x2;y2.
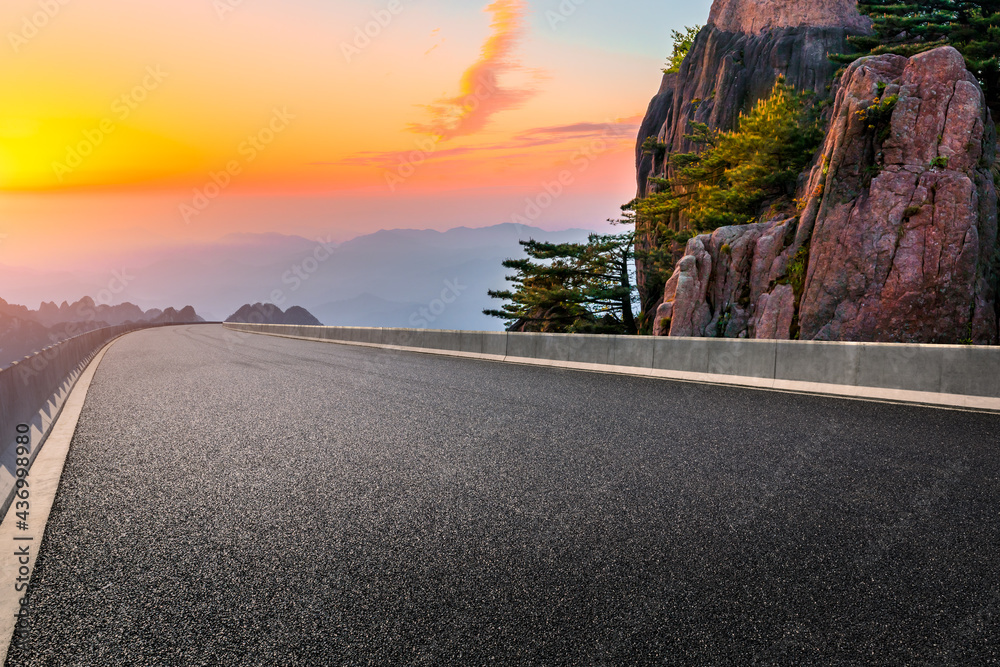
226;304;321;326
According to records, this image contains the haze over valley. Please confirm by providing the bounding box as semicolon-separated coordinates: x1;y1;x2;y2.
0;224;593;331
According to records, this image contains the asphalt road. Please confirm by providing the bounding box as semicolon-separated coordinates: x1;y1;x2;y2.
6;325;1000;665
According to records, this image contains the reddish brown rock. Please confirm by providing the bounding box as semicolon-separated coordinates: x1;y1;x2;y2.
653;219;794;338
754;285;796;339
798;47;998;343
633;0;870;319
657;236;713;337
653;46;999;344
709;0;871;34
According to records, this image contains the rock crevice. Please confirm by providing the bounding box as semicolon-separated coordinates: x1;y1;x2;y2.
633;0;870;318
652;46;999;344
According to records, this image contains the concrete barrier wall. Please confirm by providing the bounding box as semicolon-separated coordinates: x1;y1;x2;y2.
222;323;1000;407
0;323;204;518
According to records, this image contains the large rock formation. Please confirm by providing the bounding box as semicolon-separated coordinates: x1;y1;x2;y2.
226;303;321;326
637;1;869;195
653;46;999;344
151;306;205;325
708;0;871;34
653;217;797;338
634;0;871;316
799;47;998;343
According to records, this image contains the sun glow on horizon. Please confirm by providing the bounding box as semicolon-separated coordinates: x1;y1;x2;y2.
0;0;714;269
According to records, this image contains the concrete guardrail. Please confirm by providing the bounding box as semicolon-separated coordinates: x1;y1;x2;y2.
223;323;1000;413
0;323;201;518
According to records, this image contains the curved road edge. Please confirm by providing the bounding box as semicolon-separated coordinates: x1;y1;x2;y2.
0;336;120;664
224;324;1000;414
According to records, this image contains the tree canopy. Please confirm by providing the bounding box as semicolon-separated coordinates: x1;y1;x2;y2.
663;26;702;74
484;231;638;334
834;1;1000;116
631;79;823;234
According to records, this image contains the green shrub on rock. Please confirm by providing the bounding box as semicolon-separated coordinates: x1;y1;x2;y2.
835;1;1000;118
632;79;824;233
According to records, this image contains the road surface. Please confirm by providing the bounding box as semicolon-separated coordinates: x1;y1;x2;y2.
7;325;999;665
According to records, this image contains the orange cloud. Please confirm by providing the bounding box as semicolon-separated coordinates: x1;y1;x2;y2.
334;117;643;169
410;0;536;140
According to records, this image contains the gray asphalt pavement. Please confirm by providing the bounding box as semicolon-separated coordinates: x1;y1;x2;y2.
6;325;1000;665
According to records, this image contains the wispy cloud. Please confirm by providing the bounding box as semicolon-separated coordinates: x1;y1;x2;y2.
410;0;536;140
424;27;445;56
328;117;642;169
513;118;644;141
331;145;485;168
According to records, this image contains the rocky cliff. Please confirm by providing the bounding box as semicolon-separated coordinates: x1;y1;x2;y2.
651;46;999;344
226;303;322;326
707;0;871;34
634;0;871;316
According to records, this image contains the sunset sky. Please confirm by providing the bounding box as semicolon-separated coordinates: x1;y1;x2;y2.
0;0;712;270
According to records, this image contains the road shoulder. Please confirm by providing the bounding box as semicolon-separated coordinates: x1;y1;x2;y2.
0;338;117;663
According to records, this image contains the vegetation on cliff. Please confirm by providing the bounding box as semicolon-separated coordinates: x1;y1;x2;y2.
834;0;1000;116
633;80;822;234
490;3;1000;339
662;26;701;74
495;28;821;335
484;232;638;334
624;80;823;332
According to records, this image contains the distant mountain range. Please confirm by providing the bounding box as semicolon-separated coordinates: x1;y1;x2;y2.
0;297;203;370
0;224;594;331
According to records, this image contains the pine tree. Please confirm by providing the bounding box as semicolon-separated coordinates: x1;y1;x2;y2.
624;80;822;332
484;231;638;334
631;79;823;234
662;26;701;74
834;1;1000;117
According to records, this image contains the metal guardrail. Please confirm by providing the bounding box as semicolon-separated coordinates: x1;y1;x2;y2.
0;323;198;518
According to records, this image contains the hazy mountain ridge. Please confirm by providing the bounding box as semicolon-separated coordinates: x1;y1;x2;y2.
0;297;204;370
0;224;594;330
